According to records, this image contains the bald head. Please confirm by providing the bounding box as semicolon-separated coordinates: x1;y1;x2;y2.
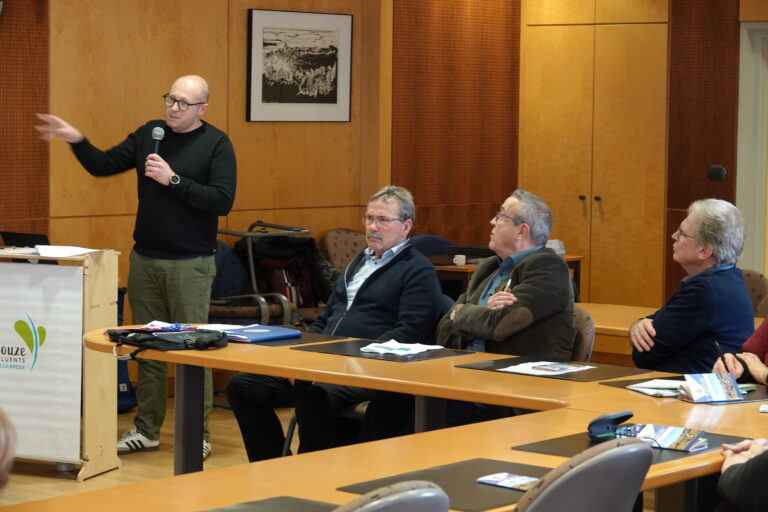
172;75;209;102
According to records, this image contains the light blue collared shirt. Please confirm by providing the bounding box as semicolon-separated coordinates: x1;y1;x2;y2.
346;239;410;308
466;245;544;352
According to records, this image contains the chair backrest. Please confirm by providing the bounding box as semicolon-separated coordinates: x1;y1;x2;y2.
411;234;453;257
571;305;595;362
323;228;367;271
516;438;652;512
741;268;768;317
211;240;249;297
0;409;16;490
332;480;449;512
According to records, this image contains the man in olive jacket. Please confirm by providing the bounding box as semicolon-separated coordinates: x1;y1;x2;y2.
437;189;575;360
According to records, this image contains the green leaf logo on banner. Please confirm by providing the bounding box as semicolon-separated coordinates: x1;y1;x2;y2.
13;315;46;370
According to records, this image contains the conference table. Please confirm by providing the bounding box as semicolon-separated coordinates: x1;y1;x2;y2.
7;397;767;512
84;329;612;474
75;319;768;512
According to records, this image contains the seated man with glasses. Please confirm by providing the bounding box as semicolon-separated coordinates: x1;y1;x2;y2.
433;189;575;425
630;199;753;374
227;185;444;461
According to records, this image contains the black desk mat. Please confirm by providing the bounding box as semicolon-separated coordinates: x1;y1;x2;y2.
338;458;550;512
203;496;337;511
600;376;768;404
512;431;746;464
291;339;472;362
258;332;345;347
456;357;651;382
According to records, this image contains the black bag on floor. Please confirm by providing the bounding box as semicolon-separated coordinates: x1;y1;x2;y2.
107;329;228;360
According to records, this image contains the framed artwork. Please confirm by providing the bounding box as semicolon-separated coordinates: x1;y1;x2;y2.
247;9;352;122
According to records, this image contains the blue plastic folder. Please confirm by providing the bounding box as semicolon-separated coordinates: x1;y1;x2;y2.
218;324;302;343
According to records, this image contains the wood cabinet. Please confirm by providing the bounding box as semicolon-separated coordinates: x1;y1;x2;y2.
519;1;668;307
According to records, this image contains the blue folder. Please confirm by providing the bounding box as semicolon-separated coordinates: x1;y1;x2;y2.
221;324;302;343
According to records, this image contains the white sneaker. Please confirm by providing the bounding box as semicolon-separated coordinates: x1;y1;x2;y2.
203;440;212;461
117;428;159;454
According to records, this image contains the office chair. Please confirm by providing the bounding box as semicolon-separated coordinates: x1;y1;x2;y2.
571;305;595;362
515;437;652;512
323;228;367;271
208;240;293;325
410;234;453;257
332;480;449;512
741;269;768;317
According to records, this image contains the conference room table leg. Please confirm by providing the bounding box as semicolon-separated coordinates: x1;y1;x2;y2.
414;396;446;432
174;363;205;475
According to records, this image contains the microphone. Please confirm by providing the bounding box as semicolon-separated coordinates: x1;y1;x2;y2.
151;127;165;154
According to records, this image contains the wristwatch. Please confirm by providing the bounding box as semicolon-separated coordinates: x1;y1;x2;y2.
169;174;180;187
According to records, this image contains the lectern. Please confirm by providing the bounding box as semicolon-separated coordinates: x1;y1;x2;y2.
0;249;121;481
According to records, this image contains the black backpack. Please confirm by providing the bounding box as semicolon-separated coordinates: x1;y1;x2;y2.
107;329;228;360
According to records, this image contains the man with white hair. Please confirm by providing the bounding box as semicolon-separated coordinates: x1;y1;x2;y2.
630;198;753;373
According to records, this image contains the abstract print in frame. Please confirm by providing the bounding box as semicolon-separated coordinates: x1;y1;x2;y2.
247;9;352;122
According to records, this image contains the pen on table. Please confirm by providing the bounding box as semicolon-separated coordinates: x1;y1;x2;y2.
713;339;727;367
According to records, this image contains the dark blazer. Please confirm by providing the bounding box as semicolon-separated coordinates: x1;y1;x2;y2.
310;243;443;343
436;248;575;360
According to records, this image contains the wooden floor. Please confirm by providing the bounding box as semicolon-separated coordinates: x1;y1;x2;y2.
0;398;296;507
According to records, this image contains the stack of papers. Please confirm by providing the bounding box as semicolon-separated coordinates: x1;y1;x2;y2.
360;340;442;355
498;361;596;376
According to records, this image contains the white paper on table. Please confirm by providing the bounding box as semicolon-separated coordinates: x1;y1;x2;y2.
626;379;683;397
35;245;99;257
498;361;596;376
360;340;443;355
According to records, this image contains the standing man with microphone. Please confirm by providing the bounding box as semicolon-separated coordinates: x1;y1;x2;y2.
35;75;237;461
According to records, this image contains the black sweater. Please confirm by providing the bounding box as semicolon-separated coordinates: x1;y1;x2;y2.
70;120;237;259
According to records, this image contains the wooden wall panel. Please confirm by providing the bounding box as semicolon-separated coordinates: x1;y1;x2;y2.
664;209;688;302
518;25;594;297
391;0;519;246
227;1;368;213
741;0;768;21
667;0;740;210
50;216;137;290
523;0;595;25
49;0;229;218
0;1;49;232
224;206;363;248
595;0;668;23
666;0;740;299
45;0;384;288
591;24;668;307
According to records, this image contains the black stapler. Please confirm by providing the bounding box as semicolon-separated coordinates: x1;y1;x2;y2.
587;410;634;440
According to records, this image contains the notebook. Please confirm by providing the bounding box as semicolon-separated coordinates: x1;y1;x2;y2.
201;324;302;343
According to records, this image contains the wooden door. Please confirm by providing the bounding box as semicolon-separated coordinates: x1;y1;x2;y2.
518;24;595;299
590;23;668;307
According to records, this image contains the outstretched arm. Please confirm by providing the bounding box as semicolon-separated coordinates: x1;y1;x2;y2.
35;113;84;144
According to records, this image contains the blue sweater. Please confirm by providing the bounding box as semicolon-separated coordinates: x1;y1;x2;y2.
310;243;443;343
632;266;754;374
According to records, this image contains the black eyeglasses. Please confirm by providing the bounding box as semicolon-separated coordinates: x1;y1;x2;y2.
361;215;404;227
163;93;205;111
494;210;523;224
